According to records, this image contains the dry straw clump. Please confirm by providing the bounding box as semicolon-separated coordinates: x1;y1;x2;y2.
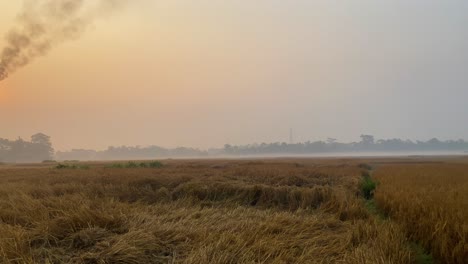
0;159;414;263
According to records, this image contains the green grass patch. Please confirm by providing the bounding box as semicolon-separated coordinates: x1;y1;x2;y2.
364;199;388;220
109;161;164;169
148;161;164;168
360;174;377;200
55;164;90;170
364;199;378;214
409;242;434;264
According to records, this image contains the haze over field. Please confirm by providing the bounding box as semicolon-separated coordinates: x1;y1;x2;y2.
0;3;467;262
1;1;468;151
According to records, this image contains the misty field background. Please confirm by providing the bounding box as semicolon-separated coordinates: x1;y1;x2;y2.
1;1;467;264
0;158;466;263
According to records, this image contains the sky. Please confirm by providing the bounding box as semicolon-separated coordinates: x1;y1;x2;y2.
0;0;467;151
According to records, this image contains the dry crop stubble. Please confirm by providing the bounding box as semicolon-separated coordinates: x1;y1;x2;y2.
0;159;414;263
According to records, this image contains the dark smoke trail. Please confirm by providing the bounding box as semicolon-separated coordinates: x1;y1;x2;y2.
0;0;125;82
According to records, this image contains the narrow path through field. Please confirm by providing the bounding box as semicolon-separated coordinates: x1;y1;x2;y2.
365;164;435;264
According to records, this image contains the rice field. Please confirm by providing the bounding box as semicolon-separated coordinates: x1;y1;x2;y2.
0;157;466;263
373;159;468;264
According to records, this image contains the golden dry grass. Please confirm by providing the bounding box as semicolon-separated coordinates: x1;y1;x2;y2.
0;159;420;263
373;161;468;264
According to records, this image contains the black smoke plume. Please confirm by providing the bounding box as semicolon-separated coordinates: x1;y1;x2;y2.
0;0;125;81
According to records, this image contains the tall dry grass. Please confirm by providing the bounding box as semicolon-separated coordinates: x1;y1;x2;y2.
0;159;414;263
374;162;468;264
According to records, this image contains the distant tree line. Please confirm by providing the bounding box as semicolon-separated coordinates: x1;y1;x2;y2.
2;134;468;162
57;135;468;161
56;146;209;161
0;133;54;163
223;135;468;155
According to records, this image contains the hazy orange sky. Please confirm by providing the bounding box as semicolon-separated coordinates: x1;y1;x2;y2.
1;1;468;151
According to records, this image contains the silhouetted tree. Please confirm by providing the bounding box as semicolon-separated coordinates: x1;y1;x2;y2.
31;133;54;160
0;133;54;162
360;135;375;145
